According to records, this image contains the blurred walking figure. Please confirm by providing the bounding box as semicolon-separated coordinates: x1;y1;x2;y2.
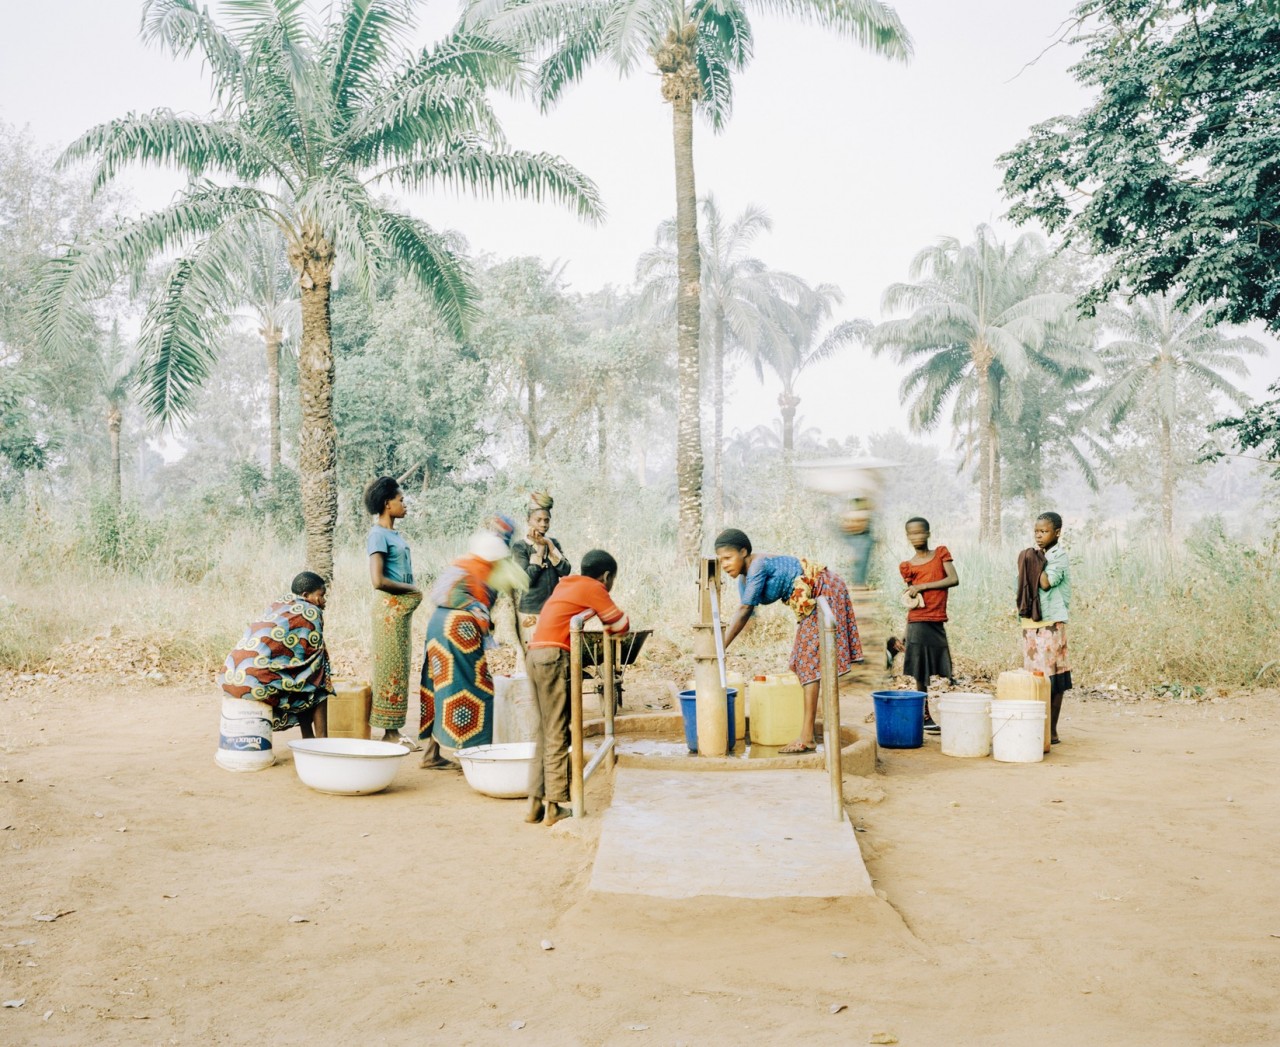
839;496;876;589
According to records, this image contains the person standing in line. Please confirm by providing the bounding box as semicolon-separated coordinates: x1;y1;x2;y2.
524;550;629;826
1020;511;1072;744
365;476;423;750
509;491;571;670
899;516;960;733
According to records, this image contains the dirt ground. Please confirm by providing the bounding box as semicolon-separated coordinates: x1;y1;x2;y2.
2;674;1278;1046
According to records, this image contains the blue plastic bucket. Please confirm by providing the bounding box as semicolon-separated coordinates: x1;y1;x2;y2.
872;690;926;749
678;689;738;753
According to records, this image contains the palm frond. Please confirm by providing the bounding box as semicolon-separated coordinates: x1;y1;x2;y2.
61;111;279;193
140;0;244;100
378;210;476;341
327;0;415;118
377;146;604;223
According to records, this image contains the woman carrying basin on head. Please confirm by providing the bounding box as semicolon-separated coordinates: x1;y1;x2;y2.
509;491;571;669
715;528;863;754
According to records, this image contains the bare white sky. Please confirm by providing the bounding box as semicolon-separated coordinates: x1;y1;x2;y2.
2;0;1276;448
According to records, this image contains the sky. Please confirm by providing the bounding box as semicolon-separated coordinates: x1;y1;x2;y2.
2;0;1277;452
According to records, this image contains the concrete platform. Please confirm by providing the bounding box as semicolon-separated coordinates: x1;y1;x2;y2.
589;767;874;900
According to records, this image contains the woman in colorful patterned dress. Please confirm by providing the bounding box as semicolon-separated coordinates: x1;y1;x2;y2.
715;528;863;754
418;516;519;763
219;571;332;737
365;476;423;750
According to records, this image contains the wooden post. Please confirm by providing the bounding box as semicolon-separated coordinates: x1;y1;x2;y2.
603;627;617;766
569;614;586;819
818;596;843;821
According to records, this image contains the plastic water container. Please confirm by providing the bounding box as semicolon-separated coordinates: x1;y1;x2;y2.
686;672;746;747
494;674;540;744
327;680;372;740
748;674;804;745
990;700;1046;763
678;689;737;753
938;693;993;758
215;696;275;771
872;690;926;749
997;669;1051;752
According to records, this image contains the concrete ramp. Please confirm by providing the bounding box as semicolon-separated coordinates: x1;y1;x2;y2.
589;767;874;899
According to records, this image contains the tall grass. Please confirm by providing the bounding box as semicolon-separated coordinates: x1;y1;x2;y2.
1;498;1275;691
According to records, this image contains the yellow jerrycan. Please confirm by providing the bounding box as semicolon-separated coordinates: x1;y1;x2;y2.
327;680;373;739
748;672;804;746
995;669;1051;753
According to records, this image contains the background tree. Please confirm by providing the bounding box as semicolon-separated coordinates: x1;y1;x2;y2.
34;0;600;579
236;219;298;479
869;226;1072;542
637;195;805;521
1001;0;1280;332
464;0;911;559
759;283;857;455
1090;292;1263;537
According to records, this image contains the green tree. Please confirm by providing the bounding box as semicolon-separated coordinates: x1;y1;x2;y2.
34;0;600;579
1001;0;1280;331
759;284;857;455
636;195;806;521
236;219;298;479
464;0;911;559
1090;292;1264;536
869;226;1073;542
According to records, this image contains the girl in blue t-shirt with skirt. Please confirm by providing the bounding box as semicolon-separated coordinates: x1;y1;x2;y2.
365;476;423;750
716;528;863;754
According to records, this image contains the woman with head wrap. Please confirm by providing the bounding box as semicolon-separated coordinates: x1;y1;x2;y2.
417;514;525;765
714;528;863;754
508;492;571;665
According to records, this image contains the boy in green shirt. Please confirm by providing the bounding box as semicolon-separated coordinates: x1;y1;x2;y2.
1020;511;1072;744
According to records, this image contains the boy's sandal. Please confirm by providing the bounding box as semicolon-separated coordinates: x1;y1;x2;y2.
778;741;817;754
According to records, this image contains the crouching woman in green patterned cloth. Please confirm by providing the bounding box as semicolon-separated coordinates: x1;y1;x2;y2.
218;572;332;737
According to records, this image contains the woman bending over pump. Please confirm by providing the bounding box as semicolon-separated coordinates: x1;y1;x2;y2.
715;528;863;754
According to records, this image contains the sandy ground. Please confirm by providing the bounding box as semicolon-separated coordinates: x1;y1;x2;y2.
2;675;1278;1046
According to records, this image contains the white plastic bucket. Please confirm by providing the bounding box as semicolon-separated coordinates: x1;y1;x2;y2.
493;674;540;745
990;700;1045;764
215;696;275;772
939;693;992;758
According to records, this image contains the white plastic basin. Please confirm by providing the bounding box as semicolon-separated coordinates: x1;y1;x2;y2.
288;738;409;795
455;742;538;798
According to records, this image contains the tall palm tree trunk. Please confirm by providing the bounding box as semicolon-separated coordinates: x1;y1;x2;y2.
263;324;282;479
526;382;540;462
989;420;1002;540
597;400;608;478
712;308;725;526
974;362;993;543
293;227;337;581
1159;413;1174;538
660;28;704;562
779;392;800;454
107;403;122;508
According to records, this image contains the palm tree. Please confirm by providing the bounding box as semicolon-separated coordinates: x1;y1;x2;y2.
95;321;139;507
1091;292;1264;537
636;195;807;522
464;0;911;559
759;284;859;454
34;0;600;579
237;218;298;480
870;226;1072;542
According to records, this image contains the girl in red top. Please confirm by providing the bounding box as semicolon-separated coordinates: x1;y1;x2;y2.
899;517;959;732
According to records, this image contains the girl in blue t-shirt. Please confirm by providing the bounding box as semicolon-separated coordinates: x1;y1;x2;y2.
716;528;863;754
365;476;424;752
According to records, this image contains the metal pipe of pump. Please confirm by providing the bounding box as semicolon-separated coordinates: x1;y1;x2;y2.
817;595;844;821
569;611;587;819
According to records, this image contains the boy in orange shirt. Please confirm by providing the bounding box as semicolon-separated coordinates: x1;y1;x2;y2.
525;550;629;825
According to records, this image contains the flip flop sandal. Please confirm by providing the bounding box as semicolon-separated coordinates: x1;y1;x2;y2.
779;742;817;755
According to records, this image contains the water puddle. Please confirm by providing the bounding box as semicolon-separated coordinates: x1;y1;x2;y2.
604;737;826;761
